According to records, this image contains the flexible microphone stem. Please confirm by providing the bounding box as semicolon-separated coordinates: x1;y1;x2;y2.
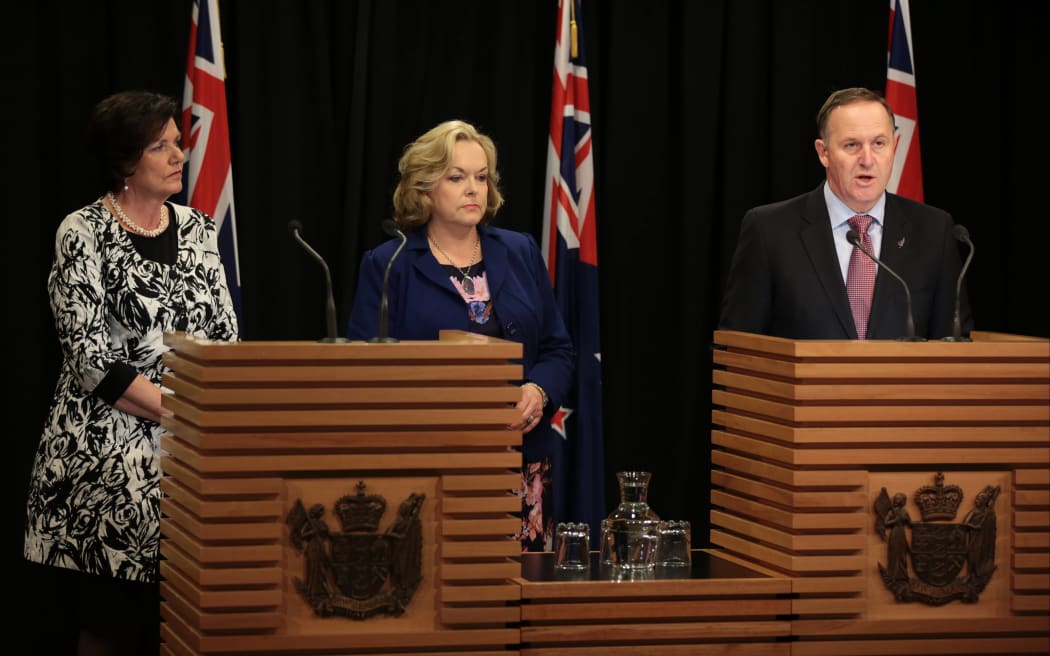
847;230;925;342
944;224;974;342
289;220;349;344
369;220;408;343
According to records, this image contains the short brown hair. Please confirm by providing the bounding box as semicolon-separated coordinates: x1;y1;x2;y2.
816;87;895;142
86;90;180;193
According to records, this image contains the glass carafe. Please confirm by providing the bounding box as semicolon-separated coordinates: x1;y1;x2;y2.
599;471;661;570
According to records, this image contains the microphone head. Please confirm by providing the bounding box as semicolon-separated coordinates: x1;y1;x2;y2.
953;224;971;243
846;229;860;246
288;219;304;235
381;219;402;237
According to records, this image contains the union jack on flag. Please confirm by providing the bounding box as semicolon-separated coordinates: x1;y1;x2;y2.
885;0;924;201
179;0;242;329
542;0;605;535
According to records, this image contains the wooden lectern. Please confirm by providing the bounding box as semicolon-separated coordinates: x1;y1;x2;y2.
710;330;1050;654
157;331;525;656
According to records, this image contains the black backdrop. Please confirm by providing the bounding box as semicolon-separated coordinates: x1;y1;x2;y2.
8;0;1049;647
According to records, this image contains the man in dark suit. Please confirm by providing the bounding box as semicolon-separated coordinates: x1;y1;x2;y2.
719;87;972;340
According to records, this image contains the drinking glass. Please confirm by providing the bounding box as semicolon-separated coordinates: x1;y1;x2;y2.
554;522;591;571
656;520;691;568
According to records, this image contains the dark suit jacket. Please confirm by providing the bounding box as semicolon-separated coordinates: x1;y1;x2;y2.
719;185;972;340
347;224;574;459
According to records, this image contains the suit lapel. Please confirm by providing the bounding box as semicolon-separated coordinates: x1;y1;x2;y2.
411;229;456;292
869;194;913;338
477;226;509;300
800;188;856;337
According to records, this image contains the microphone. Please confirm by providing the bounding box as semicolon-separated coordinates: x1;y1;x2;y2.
943;224;974;342
847;229;926;342
369;219;408;343
288;220;349;344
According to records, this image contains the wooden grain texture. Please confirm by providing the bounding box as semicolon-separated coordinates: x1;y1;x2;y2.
714;369;1050;401
163;358;521;384
520;598;790;621
161;434;521;473
160;582;281;632
711;450;866;486
1016;469;1050;485
442;517;521;536
792;616;1050;636
440;606;521;625
515;550;791;653
164;329;523;360
159;457;282;495
160;562;281;609
155;329;1049;654
159;333;527;655
714;349;1049;381
518;576;791;601
159;475;282;518
159;519;281;563
711;470;867;509
714;328;1049;356
160;541;281;587
443;473;521;491
790;636;1050;655
521;646;788;656
159;499;281;542
710;489;868;531
442;540;523;558
712;413;1049;447
709;510;866;551
442;495;522;514
440;584;521;603
710;531;864;573
163;374;522;405
520;620;790;643
715;389;1049;423
710;330;1050;652
160;418;520;450
164;394;521;427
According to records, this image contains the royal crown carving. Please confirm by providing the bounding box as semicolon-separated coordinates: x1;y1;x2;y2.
914;472;963;521
335;481;387;532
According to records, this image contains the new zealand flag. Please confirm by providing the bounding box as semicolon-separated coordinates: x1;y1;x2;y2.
178;0;243;331
886;0;924;202
542;0;606;535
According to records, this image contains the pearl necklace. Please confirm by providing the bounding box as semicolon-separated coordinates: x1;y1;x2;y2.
429;231;480;294
107;192;169;238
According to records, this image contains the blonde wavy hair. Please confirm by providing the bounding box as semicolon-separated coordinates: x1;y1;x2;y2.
392;120;505;231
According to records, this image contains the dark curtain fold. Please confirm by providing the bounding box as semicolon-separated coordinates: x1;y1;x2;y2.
10;1;1048;649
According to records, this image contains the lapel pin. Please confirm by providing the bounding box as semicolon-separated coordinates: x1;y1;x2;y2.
897;236;906;248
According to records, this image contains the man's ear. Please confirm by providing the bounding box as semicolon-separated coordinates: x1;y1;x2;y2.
814;139;829;166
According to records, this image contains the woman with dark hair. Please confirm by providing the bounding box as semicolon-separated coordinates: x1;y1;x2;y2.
23;90;238;655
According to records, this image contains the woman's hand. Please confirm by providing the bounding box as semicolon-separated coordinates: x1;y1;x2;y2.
511;383;545;434
113;374;167;423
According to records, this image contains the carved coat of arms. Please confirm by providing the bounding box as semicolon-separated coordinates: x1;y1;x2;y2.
874;472;1000;605
286;481;425;619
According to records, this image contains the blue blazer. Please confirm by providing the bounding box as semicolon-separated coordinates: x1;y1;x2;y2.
719;185;973;340
348;224;575;437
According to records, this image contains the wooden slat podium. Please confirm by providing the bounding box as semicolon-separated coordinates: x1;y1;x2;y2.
710;330;1050;654
157;331;525;656
515;551;793;654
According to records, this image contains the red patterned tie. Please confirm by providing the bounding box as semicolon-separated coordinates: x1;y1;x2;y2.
846;215;876;340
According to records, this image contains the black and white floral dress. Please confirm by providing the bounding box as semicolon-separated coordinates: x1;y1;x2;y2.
23;199;238;583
